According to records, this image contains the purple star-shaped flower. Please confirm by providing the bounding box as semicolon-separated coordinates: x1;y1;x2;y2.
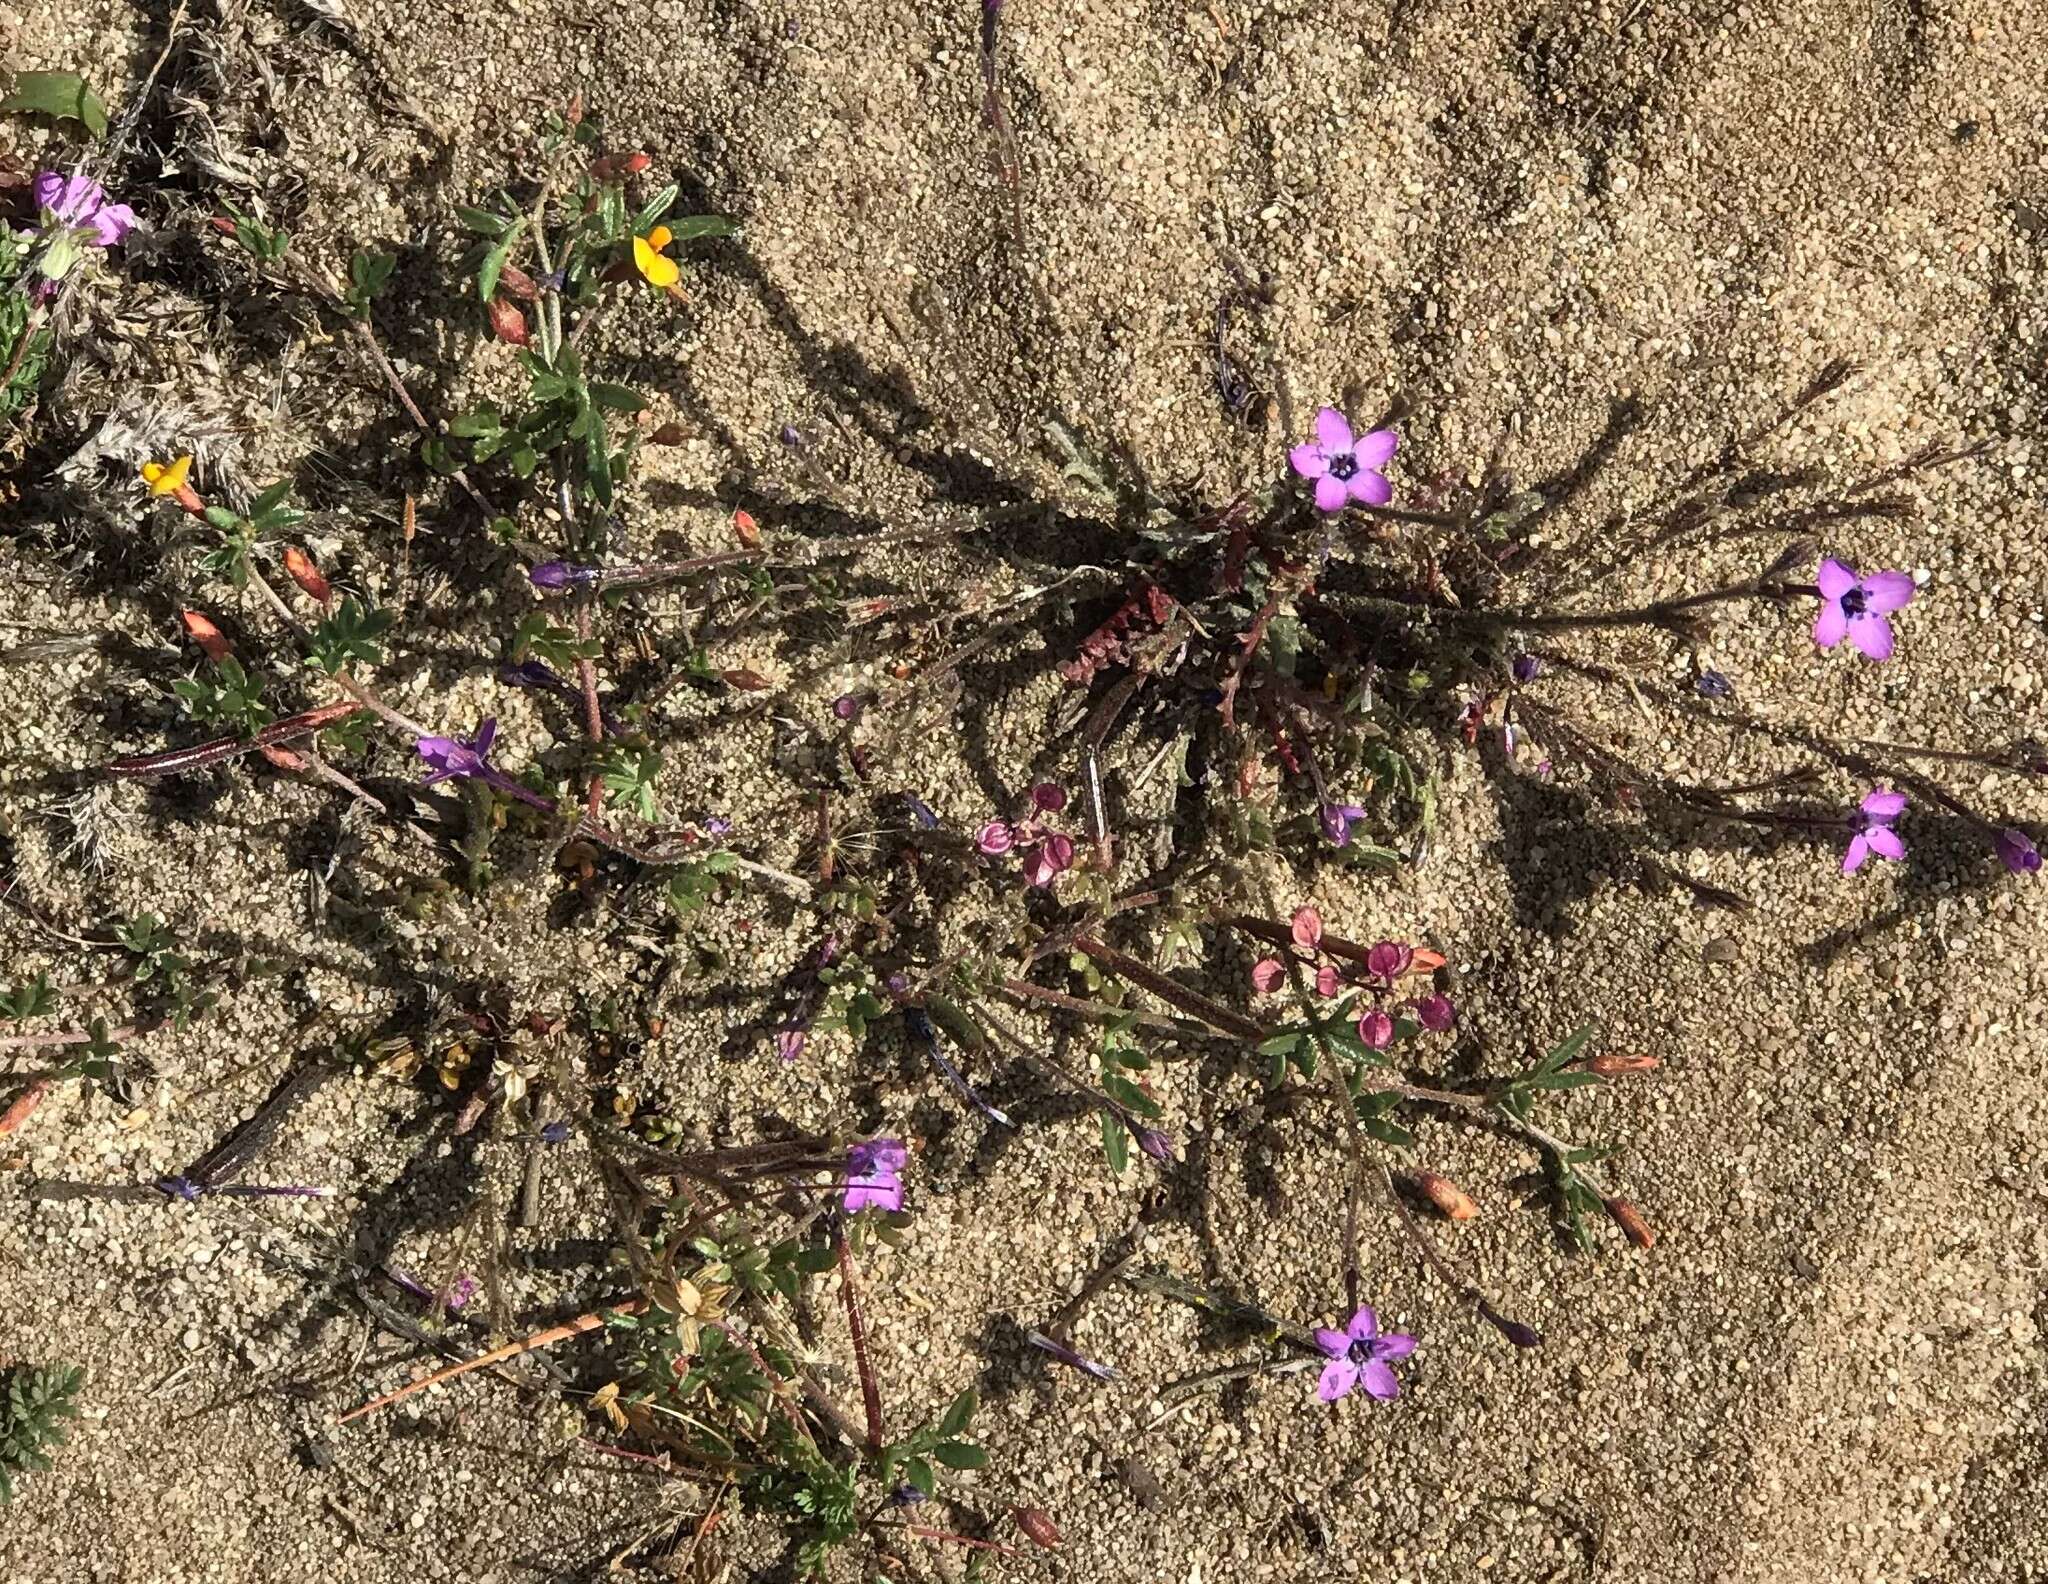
1313;1305;1416;1402
1843;787;1906;874
843;1137;907;1213
1814;558;1915;661
417;718;499;784
1289;408;1398;513
1995;827;2040;875
33;171;138;248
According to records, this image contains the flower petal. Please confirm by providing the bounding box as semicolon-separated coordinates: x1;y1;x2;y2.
1314;407;1354;452
1353;428;1398;468
1857;570;1916;615
1313;1327;1351;1359
1316;1359;1359;1402
1346;1305;1379;1342
1359;1360;1401;1400
1313;473;1349;513
31;171;64;212
1347;469;1393;506
1812;599;1848;649
1250;958;1284;993
1288;442;1330;479
1864;824;1905;861
1842;833;1870;874
633;235;680;288
1376;1331;1418;1360
1848;613;1894;661
1859;789;1906;820
1816;558;1859;600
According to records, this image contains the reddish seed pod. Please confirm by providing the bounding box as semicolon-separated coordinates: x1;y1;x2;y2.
648;422;689;446
731;508;761;547
1605;1197;1656;1249
258;743;307;771
1587;1053;1660;1076
1411;1170;1478;1222
1012;1508;1062;1550
496;262;539;302
590;151;651;180
282;546;332;603
209;215;238;236
486;297;530;347
180;609;232;662
721;668;772;691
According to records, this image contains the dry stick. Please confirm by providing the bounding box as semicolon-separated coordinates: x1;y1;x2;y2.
835;1230;885;1451
0;1018;158;1054
998;978;1215;1043
335;1298;646;1424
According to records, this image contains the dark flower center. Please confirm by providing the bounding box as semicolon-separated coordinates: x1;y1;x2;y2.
1327;452;1359;481
1346;1336;1379;1365
1840;587;1868;617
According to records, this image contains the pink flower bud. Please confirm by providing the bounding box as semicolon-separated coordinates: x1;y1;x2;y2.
1030;782;1068;812
1357;1008;1394;1049
1250;958;1284;993
1289;905;1322;949
976;820;1014;856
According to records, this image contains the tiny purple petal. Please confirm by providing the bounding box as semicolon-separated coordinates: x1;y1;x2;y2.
1134;1126;1173;1162
1288;441;1330;480
1312;473;1349;513
1994;827;2041;875
1347;469;1393;506
776;1028;808;1063
1842;832;1871;874
1376;1331;1417;1361
1316;1358;1358;1402
1813;599;1849;650
1345;1306;1379;1343
1313;1327;1350;1359
1353;429;1398;468
1314;406;1355;453
1860;788;1907;821
1863;824;1905;862
1511;654;1541;683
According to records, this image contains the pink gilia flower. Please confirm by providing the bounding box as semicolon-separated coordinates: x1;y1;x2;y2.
34;171;138;248
842;1137;907;1213
1289;408;1397;513
1813;558;1915;661
1313;1305;1416;1402
1842;787;1906;874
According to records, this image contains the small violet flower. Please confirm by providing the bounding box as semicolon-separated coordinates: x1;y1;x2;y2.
976;819;1015;856
1814;558;1916;661
1511;654;1541;684
1842;787;1906;874
1696;669;1734;699
30;172;137;283
417;718;499;784
842;1137;907;1214
530;560;600;590
1995;827;2041;875
1415;993;1456;1032
831;693;864;722
1289;407;1398;513
1319;802;1368;847
775;1027;809;1063
1313;1305;1416;1403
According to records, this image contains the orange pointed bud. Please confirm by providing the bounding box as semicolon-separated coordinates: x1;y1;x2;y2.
496;263;539;302
732;508;761;548
282;546;332;603
258;743;307;771
1409;947;1447;972
1012;1508;1062;1549
1605;1197;1655;1249
1411;1170;1478;1221
180;609;232;662
486;296;530;346
1587;1052;1660;1076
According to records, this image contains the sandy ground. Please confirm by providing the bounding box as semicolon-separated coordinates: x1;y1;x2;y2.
4;0;2048;1580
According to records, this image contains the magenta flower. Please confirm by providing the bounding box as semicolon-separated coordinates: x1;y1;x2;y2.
1313;1305;1416;1402
1357;1008;1394;1050
1319;802;1368;846
842;1137;907;1213
1364;940;1413;982
1842;787;1906;874
34;171;137;248
976;820;1014;856
417;718;499;783
1290;408;1397;513
1250;958;1284;993
1030;782;1069;813
1415;993;1456;1032
1814;558;1916;661
1020;833;1075;889
1995;827;2041;875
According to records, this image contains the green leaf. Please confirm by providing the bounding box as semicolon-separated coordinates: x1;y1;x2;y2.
667;214;740;241
937;1388;976;1438
454;205;513;237
588;381;648;413
203;505;243;532
447;404;504;439
1537;1023;1595;1076
1100;1110;1129;1173
930;1441;986;1470
632;184;679;232
477;218;527;304
1256;1031;1301;1057
905;1457;936;1499
2;71;108;137
923;996;985;1054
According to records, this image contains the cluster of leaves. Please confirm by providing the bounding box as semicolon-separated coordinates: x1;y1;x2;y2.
0;231;50;420
0;1363;84;1503
1093;1011;1160;1172
173;655;270;733
116;913;213;1029
1497;1025;1616;1250
0;972;60;1023
198;480;305;588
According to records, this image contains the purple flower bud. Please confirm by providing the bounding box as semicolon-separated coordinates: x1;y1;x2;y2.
539;1120;572;1145
1319;802;1367;847
1479;1301;1542;1349
1511;654;1540;683
890;1484;928;1507
1995;827;2041;875
445;1274;481;1311
701;815;732;837
1030;782;1068;813
1696;670;1734;699
902;793;939;829
1135;1127;1173;1162
775;1028;808;1063
529;560;597;590
977;819;1015;856
884;972;911;996
780;423;804;448
1024;1330;1118;1381
831;693;864;722
1415;993;1456;1032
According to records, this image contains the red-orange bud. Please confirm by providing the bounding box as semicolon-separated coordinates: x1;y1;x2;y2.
1012;1508;1062;1549
590;151;651;181
180;609;232;662
1412;1170;1478;1221
282;546;332;603
1605;1197;1655;1249
486;296;530;347
496;263;539;302
732;508;761;548
1587;1053;1660;1076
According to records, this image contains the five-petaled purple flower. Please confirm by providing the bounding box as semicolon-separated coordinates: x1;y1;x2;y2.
1814;558;1916;661
418;718;500;784
1995;827;2041;875
1843;787;1906;874
1313;1305;1416;1403
1319;802;1368;847
843;1137;907;1213
1289;408;1398;513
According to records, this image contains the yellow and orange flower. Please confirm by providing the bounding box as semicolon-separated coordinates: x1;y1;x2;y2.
141;455;192;498
632;225;679;291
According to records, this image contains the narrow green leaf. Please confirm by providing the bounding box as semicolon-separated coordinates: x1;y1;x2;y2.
477;218;527;304
937;1387;976;1438
1101;1110;1129;1173
930;1441;986;1470
667;214;739;241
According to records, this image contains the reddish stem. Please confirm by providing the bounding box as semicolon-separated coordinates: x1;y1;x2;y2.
836;1229;884;1450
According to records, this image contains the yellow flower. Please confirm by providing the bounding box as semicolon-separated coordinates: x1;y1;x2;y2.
141;455;193;497
632;226;679;290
